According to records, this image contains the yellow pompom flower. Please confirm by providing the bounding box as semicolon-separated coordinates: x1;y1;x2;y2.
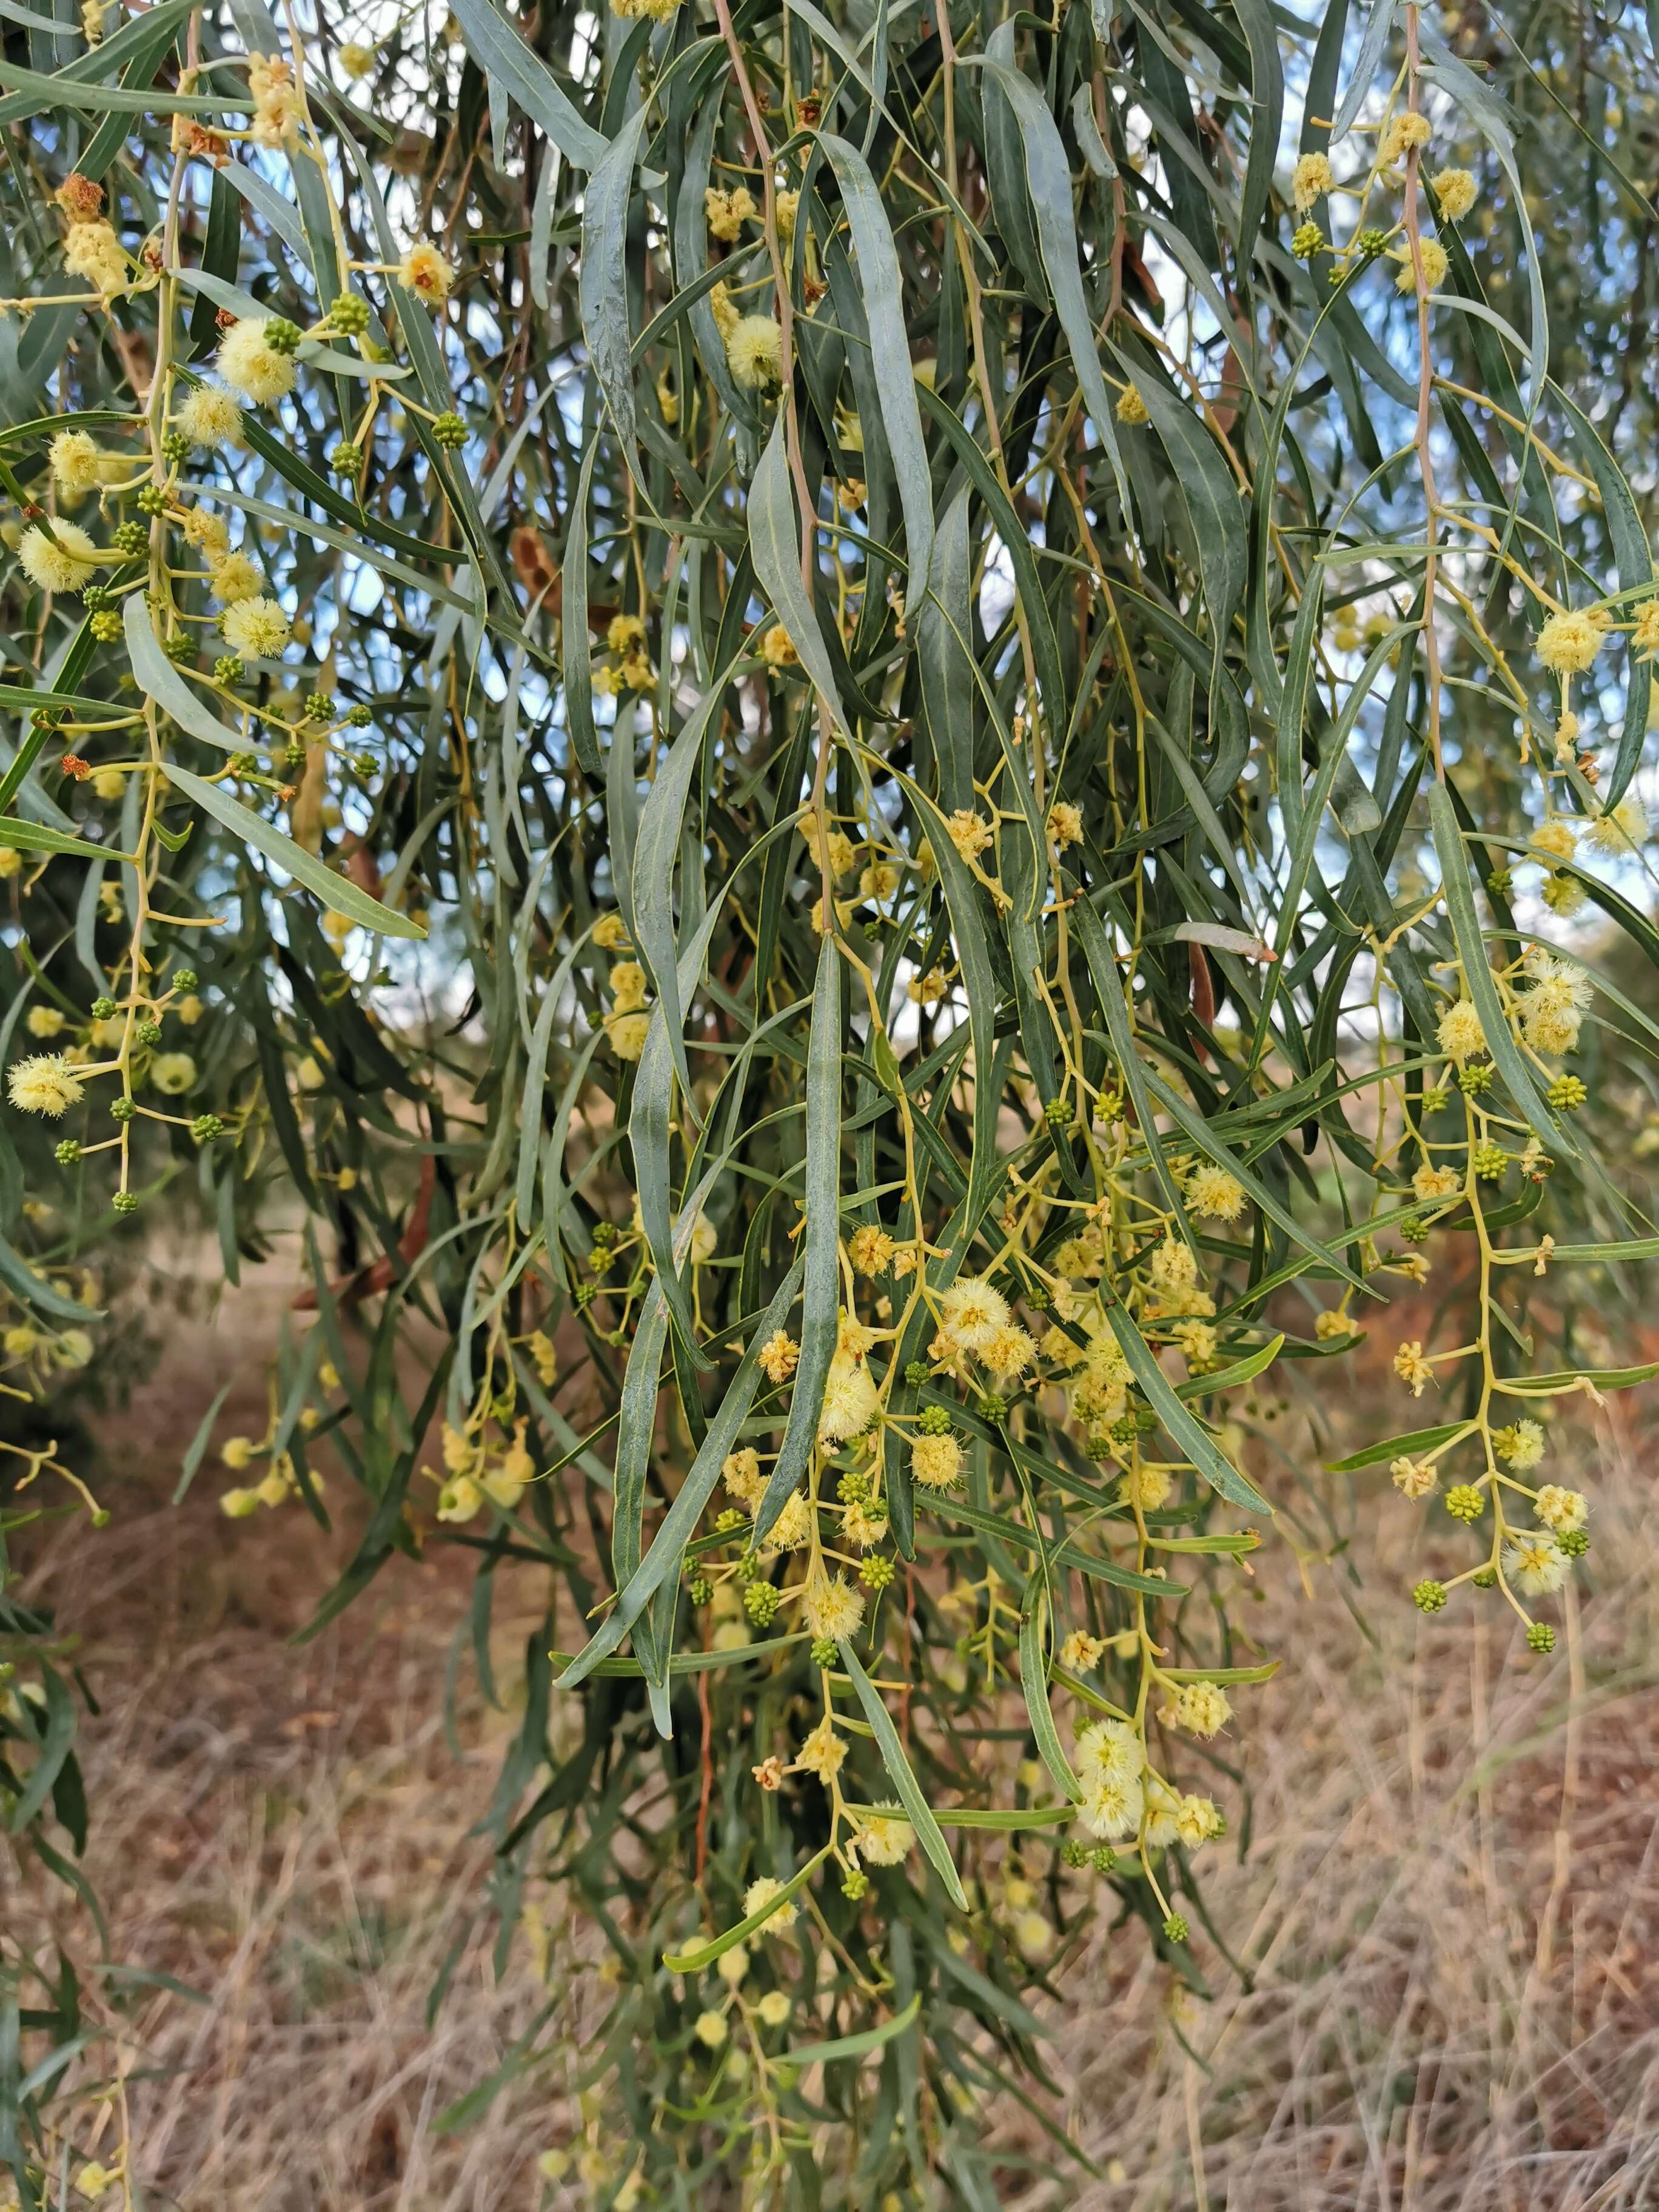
1379;110;1431;167
399;240;455;304
222;595;292;659
1430;167;1477;221
7;1054;85;1116
177;383;246;450
1292;151;1334;212
217;318;298;405
63;219;127;294
802;1572;865;1639
726;314;784;390
910;1432;962;1490
19;521;99;594
1393;238;1448;292
1435;997;1486;1062
1184;1164;1246;1221
49;429;104;501
1535;609;1604;676
208;551;263;605
1115;382;1149;424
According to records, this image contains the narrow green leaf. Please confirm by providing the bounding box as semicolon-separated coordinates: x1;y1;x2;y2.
838;1638;968;1909
164;764;425;939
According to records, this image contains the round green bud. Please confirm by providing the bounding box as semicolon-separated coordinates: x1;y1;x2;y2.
1547;1074;1587;1111
113;1190;139;1216
1025;1282;1051;1311
263;317;302;355
1134;1406;1157;1433
432;411;468;451
54;1139;81;1167
304;691;332;721
345;703;372;728
859;1554;895;1590
841;1869;869;1900
1472;1141;1507;1182
1108;1414;1139;1444
1486;868;1513;897
713;1507;746;1533
1526;1621;1555;1654
574;1282;596;1309
1044;1096;1070;1129
1356;226;1391;258
330;441;364;477
1061;1840;1089;1869
164;633;196;667
1412;1578;1448;1614
136;1019;161;1045
918;1403;951;1436
1163;1912;1188;1944
213;655;245;685
136;484;167;517
836;1467;870;1503
903;1359;930;1387
1292;221;1325;260
329;292;370;336
1558;1528;1589;1559
1445;1484;1484;1523
174;969;198;991
190;1113;225;1142
1087;1432;1115;1459
90;609;122;643
1472;1565;1498;1588
979;1392;1008;1422
109;1097;135;1124
1090;1846;1118;1874
282;741;306;771
350;752;377;778
228;750;260;777
82;585;111;612
686;1574;712;1605
161;430;189;466
113;520;147;555
1399;1217;1430;1245
592;1221;617;1246
1458;1064;1496;1097
1420;1085;1450;1114
809;1636;838;1669
90;996;116;1021
743;1580;780;1626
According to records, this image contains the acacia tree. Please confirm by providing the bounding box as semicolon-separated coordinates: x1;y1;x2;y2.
2;0;1657;2202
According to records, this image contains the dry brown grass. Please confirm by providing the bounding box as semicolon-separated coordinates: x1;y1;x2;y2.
14;1267;1659;2211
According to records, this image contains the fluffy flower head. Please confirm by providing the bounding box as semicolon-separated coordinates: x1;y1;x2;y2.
20;521;98;594
7;1054;84;1117
221;595;292;659
217;318;298;404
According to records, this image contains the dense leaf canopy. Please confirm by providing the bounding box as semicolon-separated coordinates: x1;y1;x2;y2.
2;0;1658;2202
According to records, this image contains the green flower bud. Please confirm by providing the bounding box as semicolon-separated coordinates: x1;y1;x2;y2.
918;1403;951;1436
263;317;302;355
113;1190;139;1216
90;996;116;1020
214;655;245;685
136;1019;161;1045
113;520;147;555
330;441;363;477
345;703;372;727
136;484;166;517
190;1113;225;1142
809;1636;837;1669
1412;1578;1447;1613
90;610;121;643
903;1359;930;1387
329;292;370;336
1526;1621;1555;1654
432;411;468;450
54;1138;81;1166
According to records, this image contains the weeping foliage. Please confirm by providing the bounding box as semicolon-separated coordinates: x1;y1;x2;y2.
2;0;1658;2201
